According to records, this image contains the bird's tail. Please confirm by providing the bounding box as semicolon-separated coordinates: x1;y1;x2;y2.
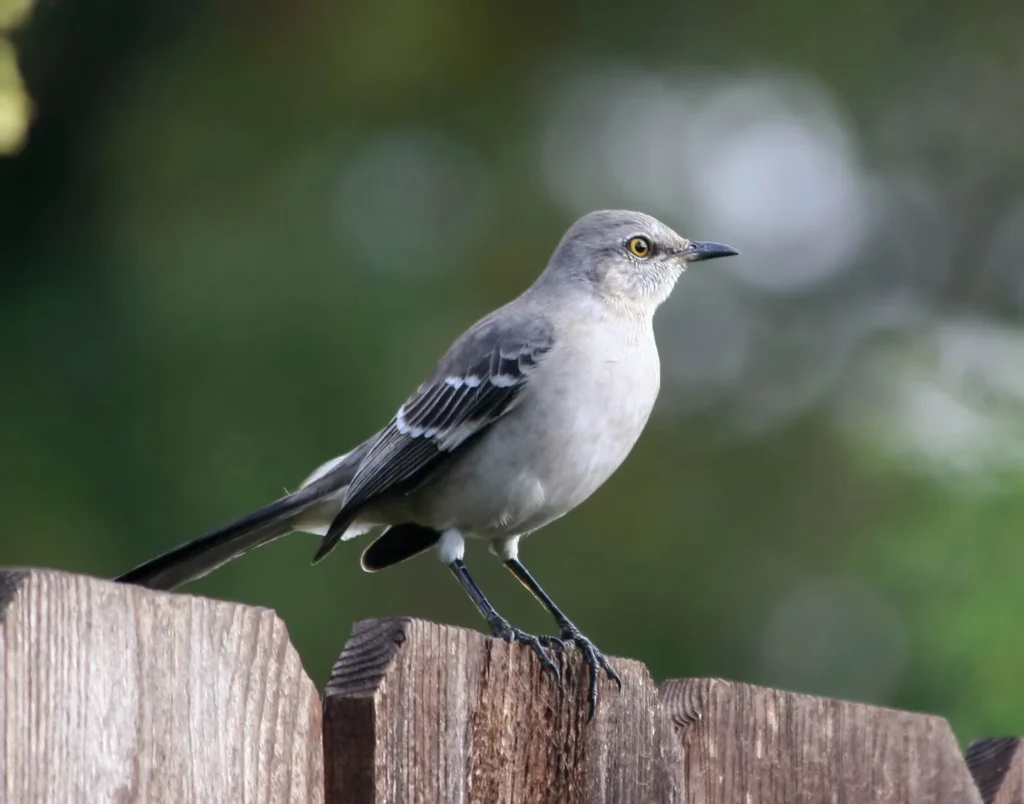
115;441;373;591
114;488;323;590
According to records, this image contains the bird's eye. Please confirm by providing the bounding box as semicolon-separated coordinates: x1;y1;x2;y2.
626;236;651;258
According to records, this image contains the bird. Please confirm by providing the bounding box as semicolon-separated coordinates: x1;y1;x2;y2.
115;209;738;718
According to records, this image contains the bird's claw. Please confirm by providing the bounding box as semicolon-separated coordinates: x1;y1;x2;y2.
538;634;569;652
491;620;560;681
555;626;621;720
491;620;621;718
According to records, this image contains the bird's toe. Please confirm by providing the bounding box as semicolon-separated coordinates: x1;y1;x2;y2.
491;620;561;681
552;626;620;719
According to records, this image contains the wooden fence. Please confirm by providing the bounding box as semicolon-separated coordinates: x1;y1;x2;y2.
0;569;1019;803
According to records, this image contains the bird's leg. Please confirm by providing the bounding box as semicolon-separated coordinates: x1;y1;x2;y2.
447;558;559;680
504;558;622;718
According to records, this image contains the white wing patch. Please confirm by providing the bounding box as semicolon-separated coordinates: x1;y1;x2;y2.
395;366;528;445
395;407;432;438
335;316;555;516
444;375;483;390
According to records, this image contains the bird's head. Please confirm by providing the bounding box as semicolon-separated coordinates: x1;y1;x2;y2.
541;210;738;313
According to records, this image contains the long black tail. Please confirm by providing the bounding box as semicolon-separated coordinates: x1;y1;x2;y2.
114;437;378;590
115;486;327;591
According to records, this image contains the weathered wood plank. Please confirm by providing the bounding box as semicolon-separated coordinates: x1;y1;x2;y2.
322;617;658;804
966;737;1024;803
1;574;1004;803
657;677;983;804
0;569;323;804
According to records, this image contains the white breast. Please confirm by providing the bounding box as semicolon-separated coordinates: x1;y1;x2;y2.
412;311;662;538
531;317;660;509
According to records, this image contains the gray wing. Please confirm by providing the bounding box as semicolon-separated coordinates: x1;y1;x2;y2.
312;308;555;562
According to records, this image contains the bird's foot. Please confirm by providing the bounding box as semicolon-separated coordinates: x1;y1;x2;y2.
541;625;621;720
490;619;560;681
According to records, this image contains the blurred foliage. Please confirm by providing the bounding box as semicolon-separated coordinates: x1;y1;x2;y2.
3;0;1024;747
0;0;33;153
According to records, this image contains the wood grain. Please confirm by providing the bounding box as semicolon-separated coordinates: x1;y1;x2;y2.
322;617;658;804
0;569;323;804
966;737;1024;803
1;571;1008;802
657;677;984;804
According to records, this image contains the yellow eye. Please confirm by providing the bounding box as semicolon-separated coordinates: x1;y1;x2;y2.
627;236;651;258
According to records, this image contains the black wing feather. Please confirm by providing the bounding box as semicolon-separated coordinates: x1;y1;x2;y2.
312;308;555;563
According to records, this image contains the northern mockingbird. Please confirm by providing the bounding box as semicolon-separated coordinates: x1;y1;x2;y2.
116;210;737;716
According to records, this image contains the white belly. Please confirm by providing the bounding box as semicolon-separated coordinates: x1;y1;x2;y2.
403;318;661;538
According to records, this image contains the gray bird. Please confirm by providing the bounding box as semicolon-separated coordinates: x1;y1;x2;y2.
116;210;738;716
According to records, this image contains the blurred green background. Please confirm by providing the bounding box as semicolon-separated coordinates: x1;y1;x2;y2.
4;0;1024;744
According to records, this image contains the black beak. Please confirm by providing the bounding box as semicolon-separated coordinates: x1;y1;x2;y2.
681;240;739;262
